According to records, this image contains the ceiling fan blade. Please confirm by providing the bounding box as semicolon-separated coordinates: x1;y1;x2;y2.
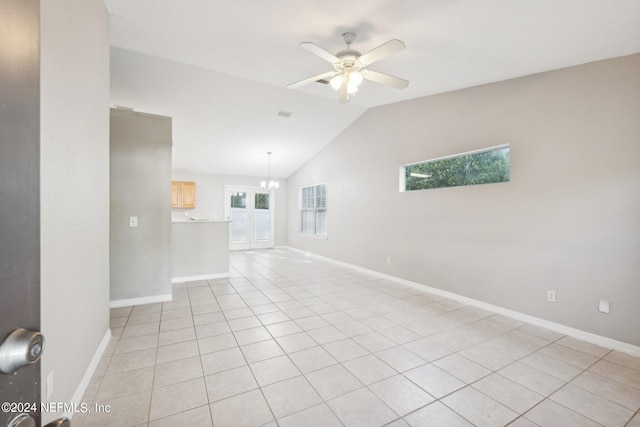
362;69;409;89
300;42;340;63
288;71;338;89
357;39;405;66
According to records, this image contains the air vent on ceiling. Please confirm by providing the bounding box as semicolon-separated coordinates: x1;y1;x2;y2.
277;110;293;118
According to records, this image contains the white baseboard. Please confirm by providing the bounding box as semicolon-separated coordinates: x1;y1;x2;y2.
171;272;229;283
110;294;172;308
67;328;111;420
285;246;640;357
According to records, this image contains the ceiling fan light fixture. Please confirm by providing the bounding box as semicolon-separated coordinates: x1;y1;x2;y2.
288;33;407;103
329;74;343;90
330;71;362;94
350;70;364;87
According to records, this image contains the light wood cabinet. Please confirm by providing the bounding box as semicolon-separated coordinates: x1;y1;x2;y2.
171;181;196;208
171;182;180;207
181;181;196;208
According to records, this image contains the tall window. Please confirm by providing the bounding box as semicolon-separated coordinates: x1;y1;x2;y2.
299;183;327;236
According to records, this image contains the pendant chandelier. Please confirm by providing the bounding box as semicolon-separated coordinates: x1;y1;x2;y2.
260;151;279;190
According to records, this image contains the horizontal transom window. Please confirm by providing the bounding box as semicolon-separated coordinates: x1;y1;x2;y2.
400;144;510;192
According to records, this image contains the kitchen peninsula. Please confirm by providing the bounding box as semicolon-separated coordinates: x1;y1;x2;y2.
171;219;230;283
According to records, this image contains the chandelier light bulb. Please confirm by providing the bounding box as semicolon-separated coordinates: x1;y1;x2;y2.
260;152;279;191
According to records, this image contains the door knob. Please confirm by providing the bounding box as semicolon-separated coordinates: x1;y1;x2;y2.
44;418;70;427
0;329;44;374
5;414;69;427
6;413;35;427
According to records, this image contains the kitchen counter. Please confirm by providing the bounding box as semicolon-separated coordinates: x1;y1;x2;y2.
171;220;229;283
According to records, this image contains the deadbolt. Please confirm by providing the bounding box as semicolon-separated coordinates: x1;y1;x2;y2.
0;329;44;374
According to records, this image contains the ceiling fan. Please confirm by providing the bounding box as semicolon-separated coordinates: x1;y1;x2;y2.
288;32;409;103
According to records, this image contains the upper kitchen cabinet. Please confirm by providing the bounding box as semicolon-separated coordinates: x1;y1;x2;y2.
172;181;196;208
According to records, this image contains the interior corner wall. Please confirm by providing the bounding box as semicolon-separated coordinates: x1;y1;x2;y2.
171;171;289;247
40;0;110;422
110;109;173;303
287;54;640;346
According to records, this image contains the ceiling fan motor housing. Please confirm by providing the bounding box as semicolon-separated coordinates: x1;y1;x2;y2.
334;47;363;79
335;49;361;62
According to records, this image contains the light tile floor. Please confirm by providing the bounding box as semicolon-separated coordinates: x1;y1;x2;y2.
74;249;640;426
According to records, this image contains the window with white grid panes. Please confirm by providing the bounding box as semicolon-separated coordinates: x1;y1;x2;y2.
299;183;327;236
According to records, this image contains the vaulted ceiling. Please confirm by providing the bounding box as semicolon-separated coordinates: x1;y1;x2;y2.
105;0;640;178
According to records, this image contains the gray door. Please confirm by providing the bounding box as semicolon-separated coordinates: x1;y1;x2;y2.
0;0;42;426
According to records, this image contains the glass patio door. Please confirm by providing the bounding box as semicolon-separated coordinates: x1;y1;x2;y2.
225;186;274;250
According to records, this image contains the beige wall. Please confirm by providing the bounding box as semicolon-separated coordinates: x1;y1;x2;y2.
110;109;173;303
287;54;640;346
40;0;110;421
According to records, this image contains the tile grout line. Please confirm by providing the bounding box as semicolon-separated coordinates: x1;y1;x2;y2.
230;272;349;427
103;249;639;427
210;275;281;425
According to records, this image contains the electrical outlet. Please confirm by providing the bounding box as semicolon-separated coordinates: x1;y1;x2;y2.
546;290;556;303
598;299;610;314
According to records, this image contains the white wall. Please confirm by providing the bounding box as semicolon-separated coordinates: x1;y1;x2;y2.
40;0;110;422
172;171;288;247
287;54;640;347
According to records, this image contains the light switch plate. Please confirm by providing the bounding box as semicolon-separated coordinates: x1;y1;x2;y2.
129;216;138;227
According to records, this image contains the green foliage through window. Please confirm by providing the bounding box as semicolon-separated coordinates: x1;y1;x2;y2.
230;192;246;208
403;145;510;191
255;193;270;210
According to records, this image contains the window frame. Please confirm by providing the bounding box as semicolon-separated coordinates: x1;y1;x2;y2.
298;182;328;238
399;144;510;192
